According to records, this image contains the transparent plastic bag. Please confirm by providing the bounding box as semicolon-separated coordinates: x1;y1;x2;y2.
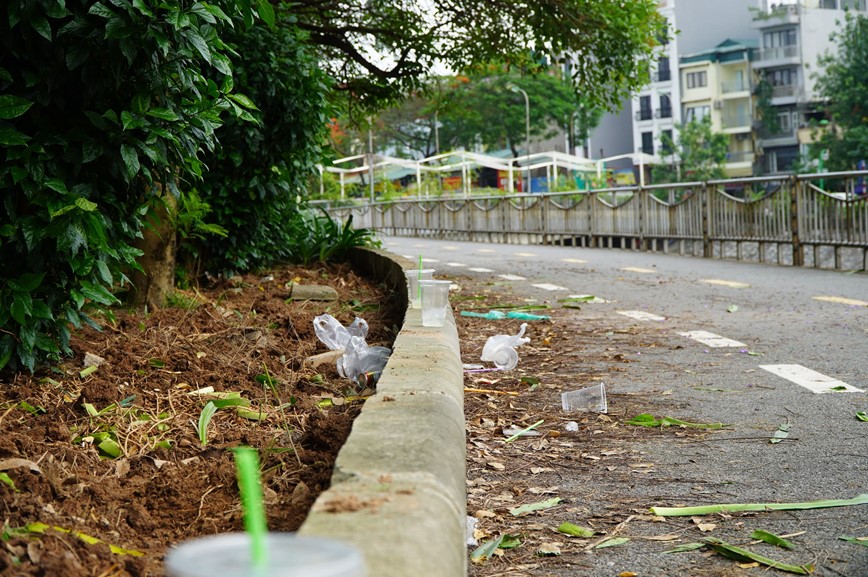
313;314;389;383
313;314;368;350
337;335;391;382
480;323;530;370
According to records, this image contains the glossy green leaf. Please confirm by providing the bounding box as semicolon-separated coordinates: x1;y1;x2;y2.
0;95;34;119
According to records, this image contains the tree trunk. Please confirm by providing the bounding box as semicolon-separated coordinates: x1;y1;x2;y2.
127;194;177;309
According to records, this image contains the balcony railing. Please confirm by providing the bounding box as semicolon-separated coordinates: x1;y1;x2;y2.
772;84;798;98
725;151;755;164
635;109;653;121
722;113;752;129
721;80;749;93
653;70;672;82
756;45;799;62
655;106;673;119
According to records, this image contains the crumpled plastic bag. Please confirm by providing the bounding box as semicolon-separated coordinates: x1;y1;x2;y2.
480;323;530;370
313;314;390;383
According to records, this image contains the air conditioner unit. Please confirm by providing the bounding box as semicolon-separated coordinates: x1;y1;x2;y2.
713;100;724;110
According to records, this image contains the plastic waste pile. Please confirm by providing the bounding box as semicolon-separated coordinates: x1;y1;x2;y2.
313;314;391;386
480;323;530;370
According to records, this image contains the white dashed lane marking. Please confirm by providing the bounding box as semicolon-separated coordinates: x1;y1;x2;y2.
678;330;746;348
468;267;494;273
445;262;466;267
561;258;587;264
498;274;526;281
813;295;868;307
759;364;864;394
477;249;496;253
617;311;666;321
621;267;656;273
531;283;570;291
514;252;536;257
700;279;750;288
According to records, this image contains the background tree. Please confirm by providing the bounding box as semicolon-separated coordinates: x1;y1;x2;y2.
291;0;667;117
812;12;868;170
652;117;728;187
365;66;602;159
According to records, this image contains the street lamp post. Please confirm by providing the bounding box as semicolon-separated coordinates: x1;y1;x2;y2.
509;85;531;159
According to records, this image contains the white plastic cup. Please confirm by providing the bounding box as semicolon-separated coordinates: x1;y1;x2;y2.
561;383;607;413
404;269;435;309
419;279;452;327
164;533;365;577
487;346;518;370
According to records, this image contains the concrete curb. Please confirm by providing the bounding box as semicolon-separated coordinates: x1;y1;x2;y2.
299;248;467;577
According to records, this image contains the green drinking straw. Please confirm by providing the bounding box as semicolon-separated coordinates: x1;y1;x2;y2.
234;447;269;568
417;254;423;302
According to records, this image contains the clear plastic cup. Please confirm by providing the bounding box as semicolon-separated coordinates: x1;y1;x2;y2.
561;383;607;413
404;269;435;309
165;533;365;577
486;346;518;370
419;279;452;327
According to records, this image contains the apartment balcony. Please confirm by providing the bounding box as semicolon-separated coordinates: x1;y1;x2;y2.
721;113;752;131
655;106;673;119
635;109;653;122
721;80;750;95
752;45;800;69
752;3;799;28
653;70;672;83
725;151;755;164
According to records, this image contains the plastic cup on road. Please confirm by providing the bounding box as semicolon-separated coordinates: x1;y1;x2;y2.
404;269;435;309
419;279;452;327
561;383;607;413
165;533;365;577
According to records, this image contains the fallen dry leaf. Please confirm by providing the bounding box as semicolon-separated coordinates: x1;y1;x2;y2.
488;462;506;471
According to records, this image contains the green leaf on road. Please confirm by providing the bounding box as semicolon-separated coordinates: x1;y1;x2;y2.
703;537;813;574
557;522;596;538
509;497;562;517
856;411;867;422
770;423;791;444
470;535;504;563
626;413;728;429
838;536;868;548
751;529;795;549
651;493;868;517
595;537;630;548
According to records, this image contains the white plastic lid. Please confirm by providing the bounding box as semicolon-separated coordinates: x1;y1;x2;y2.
165;533;365;577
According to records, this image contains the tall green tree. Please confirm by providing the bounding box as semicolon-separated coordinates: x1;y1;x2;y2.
292;0;667;118
439;67;590;157
652;117;728;186
813;12;868;170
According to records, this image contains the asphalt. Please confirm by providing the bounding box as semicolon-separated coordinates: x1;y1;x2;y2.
298;247;468;577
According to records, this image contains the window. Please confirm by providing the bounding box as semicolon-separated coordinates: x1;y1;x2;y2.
764;28;798;49
656;56;671;82
641;132;654;155
685;105;710;123
768;68;796;87
777;111;792;132
638;95;652;120
659;94;672;118
686;71;707;89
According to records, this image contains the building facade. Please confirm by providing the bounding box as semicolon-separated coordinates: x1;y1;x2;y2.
751;0;867;174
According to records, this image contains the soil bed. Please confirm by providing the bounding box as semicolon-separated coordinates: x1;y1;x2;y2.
0;262;399;577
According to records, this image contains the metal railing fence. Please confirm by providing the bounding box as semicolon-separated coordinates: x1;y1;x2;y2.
317;171;868;271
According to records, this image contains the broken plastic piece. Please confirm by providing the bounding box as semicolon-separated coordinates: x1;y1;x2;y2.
480;323;530;370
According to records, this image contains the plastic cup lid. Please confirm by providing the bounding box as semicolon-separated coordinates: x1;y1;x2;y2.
165;533;365;577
